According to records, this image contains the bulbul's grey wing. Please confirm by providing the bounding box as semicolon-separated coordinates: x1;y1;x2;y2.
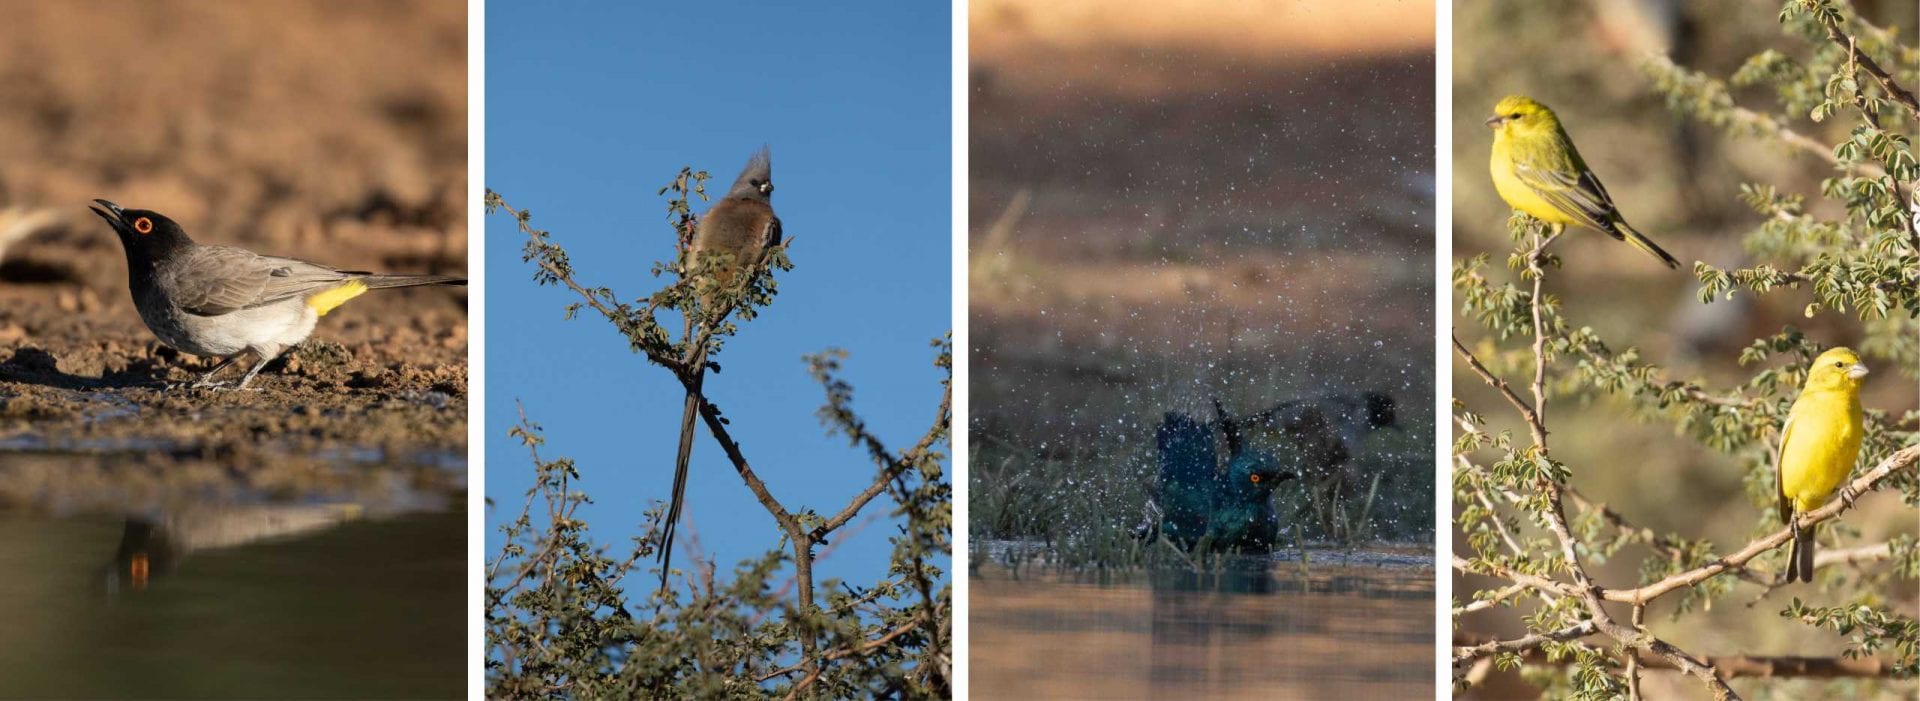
164;246;353;316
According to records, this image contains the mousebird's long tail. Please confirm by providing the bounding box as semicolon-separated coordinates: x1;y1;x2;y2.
660;384;699;592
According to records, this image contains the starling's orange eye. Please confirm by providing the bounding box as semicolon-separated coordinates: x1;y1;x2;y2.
1249;474;1262;483
133;217;153;234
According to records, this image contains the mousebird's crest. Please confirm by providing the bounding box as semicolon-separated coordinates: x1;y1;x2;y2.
724;146;773;201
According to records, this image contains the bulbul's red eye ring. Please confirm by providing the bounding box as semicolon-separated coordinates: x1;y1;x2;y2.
133;217;154;234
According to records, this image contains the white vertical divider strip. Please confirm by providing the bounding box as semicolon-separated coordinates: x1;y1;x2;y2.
951;0;972;698
1432;0;1455;698
466;0;486;697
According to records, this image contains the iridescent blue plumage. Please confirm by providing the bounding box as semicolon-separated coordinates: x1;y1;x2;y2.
1150;411;1294;553
1154;411;1219;549
1204;450;1288;551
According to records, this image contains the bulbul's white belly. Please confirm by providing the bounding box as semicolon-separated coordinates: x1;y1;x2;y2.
137;296;319;358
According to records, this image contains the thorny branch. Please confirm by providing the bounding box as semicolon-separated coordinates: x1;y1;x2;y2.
1454;631;1907;679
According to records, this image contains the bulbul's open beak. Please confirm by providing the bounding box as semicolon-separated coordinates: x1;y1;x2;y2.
89;199;129;233
1484;115;1503;128
1848;363;1870;380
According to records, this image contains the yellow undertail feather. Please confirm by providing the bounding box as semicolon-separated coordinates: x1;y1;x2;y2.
306;279;369;317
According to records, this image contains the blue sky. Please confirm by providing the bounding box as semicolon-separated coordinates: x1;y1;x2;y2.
484;2;950;599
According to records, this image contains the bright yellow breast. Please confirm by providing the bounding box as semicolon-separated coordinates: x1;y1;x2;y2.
1778;390;1864;512
1490;132;1575;225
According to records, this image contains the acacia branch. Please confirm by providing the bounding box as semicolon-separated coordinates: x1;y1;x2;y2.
758;611;930;686
1452;334;1543;440
1452;620;1598;665
1562;487;1777;590
1454;582;1532;617
1454;632;1904;679
1458;225;1742;699
812;372;954;541
1818;11;1920;118
1603;444;1920;603
1645;53;1887;178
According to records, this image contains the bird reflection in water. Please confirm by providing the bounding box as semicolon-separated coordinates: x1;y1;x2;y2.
103;503;364;594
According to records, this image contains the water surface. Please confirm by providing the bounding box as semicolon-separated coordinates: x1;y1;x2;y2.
0;451;464;700
971;553;1434;699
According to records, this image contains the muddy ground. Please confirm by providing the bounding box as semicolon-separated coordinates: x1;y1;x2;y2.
0;0;467;482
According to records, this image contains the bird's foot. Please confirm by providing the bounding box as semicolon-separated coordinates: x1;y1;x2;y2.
1839;485;1861;508
186;379;259;392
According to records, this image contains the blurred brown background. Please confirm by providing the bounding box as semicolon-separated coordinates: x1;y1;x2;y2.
1452;0;1919;698
970;0;1436;497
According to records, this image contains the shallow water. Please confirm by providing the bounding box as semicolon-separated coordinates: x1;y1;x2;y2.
0;452;464;700
971;553;1434;699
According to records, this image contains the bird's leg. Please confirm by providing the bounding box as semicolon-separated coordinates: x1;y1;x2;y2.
231;352;278;391
189;355;242;388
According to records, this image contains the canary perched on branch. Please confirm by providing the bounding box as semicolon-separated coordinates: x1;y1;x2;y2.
1776;347;1869;583
1486;95;1681;269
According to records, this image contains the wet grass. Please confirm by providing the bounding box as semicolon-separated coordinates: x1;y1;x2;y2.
970;412;1434;570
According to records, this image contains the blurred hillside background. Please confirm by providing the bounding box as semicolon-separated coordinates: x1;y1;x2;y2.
1453;0;1918;698
970;0;1437;558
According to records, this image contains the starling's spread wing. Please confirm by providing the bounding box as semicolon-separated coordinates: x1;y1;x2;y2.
1155;412;1218;544
1511;148;1620;238
165;246;354;316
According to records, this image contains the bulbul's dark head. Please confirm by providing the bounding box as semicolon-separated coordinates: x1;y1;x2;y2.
723;146;773;202
90;199;192;262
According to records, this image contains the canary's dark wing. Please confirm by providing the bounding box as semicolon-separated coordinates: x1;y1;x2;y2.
165;246;351;316
1775;413;1797;524
1510;140;1622;237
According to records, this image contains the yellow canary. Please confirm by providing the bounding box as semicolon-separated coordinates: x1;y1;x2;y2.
1776;347;1870;583
1486;95;1681;269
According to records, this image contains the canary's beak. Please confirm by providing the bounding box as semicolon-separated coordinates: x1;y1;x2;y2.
1485;115;1504;128
1848;363;1870;380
